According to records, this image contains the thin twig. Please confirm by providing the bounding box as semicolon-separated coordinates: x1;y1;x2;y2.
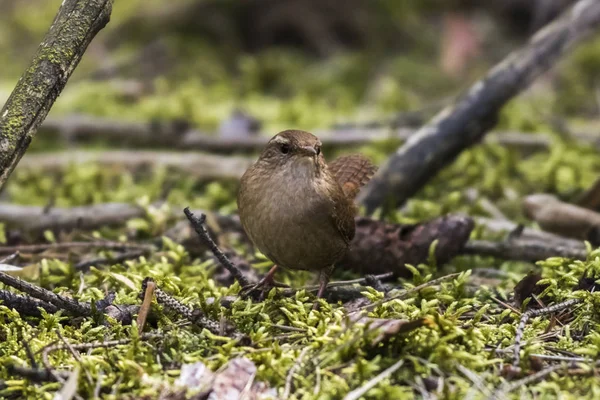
342;359;404;400
463;239;587;262
283;347;311;398
359;0;600;212
351;273;462;315
488;363;568;400
42;333;160;372
0;271;91;316
512;299;581;367
0;241;154;255
183;208;250;288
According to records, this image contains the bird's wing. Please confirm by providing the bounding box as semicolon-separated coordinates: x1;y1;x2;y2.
328;154;378;199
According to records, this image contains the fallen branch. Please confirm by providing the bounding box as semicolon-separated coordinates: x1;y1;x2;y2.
0;202;145;234
0;0;113;188
0;289;59;317
475;217;585;247
512;299;581;368
462;239;587;262
0;240;154;255
38;114;600;153
18;150;252;180
183;208;251;288
41;333;160;372
358;0;600;213
0;270;91;316
523;194;600;243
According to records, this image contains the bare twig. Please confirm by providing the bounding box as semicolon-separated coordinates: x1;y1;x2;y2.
7;365;69;383
0;241;154;255
512;299;582;368
183;208;251;288
351;273;463;315
475;217;586;247
38;114;600;153
0;271;91;316
0;289;59;316
283;347;311;399
41;333;160;372
359;0;600;212
19;150;252;180
489;363;569;400
0;0;113;188
0;202;145;234
342;359;404;400
462;239;587;262
74;249;147;272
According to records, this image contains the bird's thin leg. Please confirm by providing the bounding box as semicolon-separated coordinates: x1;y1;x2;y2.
242;265;288;299
313;265;335;310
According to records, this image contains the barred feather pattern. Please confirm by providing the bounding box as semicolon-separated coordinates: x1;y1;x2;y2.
328;154;378;199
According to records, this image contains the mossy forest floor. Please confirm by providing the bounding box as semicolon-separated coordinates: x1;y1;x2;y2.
3;1;600;399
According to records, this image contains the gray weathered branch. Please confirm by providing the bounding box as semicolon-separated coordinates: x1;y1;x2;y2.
358;0;600;213
0;0;113;189
18;150;252;180
40;114;600;153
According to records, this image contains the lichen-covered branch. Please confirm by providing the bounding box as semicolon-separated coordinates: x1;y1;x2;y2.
0;0;113;189
358;0;600;213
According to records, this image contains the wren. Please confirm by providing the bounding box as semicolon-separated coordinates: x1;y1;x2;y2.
237;129;377;307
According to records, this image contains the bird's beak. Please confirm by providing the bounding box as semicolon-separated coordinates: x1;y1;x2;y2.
300;146;317;157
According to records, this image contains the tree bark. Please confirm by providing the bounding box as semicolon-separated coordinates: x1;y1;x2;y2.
0;0;113;189
358;0;600;214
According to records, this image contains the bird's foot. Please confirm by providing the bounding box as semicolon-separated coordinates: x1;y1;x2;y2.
241;265;288;300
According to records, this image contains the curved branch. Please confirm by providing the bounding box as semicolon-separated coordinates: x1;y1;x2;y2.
0;0;113;188
358;0;600;213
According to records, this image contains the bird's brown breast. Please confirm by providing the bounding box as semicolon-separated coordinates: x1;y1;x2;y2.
237;162;353;271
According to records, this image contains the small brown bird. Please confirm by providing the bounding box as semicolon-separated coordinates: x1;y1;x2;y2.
237;129;377;305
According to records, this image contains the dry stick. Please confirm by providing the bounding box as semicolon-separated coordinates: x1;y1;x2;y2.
488;362;585;400
0;0;113;189
512;298;581;368
41;333;160;372
351;272;462;315
475;217;586;248
0;289;59;317
8;365;69;383
38;114;575;152
74;249;147;272
183;207;251;288
0;271;91;316
137;281;156;334
359;0;600;213
18;150;252;181
0;202;145;234
342;359;404;400
283;346;311;399
462;239;587;262
0;241;154;255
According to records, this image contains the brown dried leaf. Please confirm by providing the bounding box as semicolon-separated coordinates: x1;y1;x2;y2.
513;272;548;308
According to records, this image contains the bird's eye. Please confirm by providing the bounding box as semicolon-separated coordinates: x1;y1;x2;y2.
280;143;290;154
315;146;321;156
